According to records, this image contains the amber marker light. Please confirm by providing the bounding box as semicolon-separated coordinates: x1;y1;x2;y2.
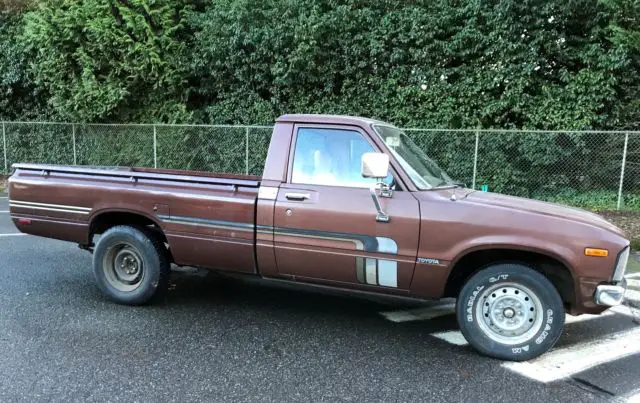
585;248;609;257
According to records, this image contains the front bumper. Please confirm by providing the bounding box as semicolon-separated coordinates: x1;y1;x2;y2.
594;281;626;307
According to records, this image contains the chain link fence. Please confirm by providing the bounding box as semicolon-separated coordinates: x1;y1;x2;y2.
0;122;273;176
406;129;639;211
1;122;639;211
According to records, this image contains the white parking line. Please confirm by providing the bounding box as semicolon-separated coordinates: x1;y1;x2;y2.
382;297;639;386
381;305;623;325
610;305;640;320
565;310;616;324
626;390;640;403
502;326;640;383
426;306;636;343
0;210;9;213
0;233;26;237
379;303;456;322
431;331;468;346
626;289;640;303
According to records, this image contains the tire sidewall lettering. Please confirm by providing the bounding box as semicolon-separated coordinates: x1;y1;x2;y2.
466;285;485;322
535;309;554;345
489;274;509;283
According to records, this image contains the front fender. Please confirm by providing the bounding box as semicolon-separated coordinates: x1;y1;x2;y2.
446;235;579;277
410;235;579;299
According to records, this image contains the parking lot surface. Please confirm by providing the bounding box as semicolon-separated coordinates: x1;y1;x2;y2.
0;195;639;402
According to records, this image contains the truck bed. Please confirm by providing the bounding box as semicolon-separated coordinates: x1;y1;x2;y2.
9;163;261;274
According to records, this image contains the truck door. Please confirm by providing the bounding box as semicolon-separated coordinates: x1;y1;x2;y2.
272;125;420;293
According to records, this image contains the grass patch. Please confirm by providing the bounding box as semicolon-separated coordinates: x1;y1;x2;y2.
628;252;640;275
537;189;640;213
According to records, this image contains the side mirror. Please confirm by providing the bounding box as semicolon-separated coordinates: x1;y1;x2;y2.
361;152;390;179
361;152;392;223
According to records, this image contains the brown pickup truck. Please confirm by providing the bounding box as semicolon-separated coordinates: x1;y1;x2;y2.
8;114;630;360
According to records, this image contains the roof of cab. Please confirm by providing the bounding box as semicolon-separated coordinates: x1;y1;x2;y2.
276;114;390;127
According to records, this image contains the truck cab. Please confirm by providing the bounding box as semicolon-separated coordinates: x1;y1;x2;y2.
256;115;423;296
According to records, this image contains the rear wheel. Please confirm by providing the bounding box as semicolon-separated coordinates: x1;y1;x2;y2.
456;263;565;361
93;225;170;305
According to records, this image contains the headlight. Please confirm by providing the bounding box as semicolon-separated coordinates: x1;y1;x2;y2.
612;247;629;282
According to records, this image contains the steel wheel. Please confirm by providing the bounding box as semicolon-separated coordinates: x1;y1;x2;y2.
457;264;565;360
103;242;145;292
475;282;544;345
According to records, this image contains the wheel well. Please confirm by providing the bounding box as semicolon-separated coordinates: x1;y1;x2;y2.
89;212;167;244
444;249;575;309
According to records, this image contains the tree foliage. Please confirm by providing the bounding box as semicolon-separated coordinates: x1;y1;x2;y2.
188;0;640;130
0;9;50;120
0;0;637;128
19;0;193;122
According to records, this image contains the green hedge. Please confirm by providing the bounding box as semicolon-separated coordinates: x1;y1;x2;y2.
1;0;637;129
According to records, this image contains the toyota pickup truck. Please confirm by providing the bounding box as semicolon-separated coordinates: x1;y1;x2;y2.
7;114;630;361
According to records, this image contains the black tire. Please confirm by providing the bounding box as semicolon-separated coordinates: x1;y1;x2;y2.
456;263;565;361
93;225;170;305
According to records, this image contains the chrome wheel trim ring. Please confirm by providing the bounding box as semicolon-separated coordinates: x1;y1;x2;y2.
474;282;544;345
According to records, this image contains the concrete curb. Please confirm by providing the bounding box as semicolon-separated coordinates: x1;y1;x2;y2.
625;289;640;306
627;278;640;291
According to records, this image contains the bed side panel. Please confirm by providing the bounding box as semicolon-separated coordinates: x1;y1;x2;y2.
9;167;258;273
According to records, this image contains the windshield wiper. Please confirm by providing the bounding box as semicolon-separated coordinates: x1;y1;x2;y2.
433;180;464;189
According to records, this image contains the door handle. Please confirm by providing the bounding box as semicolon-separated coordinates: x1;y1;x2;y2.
285;192;310;201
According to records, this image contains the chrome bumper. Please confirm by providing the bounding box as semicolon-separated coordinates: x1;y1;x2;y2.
594;282;626;307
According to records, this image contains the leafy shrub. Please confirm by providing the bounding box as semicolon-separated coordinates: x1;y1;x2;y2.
20;0;193;123
188;0;639;130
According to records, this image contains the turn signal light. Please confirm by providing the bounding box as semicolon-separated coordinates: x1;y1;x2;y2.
585;248;608;257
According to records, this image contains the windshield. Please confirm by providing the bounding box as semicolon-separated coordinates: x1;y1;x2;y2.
372;125;454;190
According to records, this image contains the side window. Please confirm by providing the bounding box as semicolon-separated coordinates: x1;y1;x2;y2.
291;128;382;188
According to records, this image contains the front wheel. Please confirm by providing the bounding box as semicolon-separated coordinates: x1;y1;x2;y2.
456;263;565;361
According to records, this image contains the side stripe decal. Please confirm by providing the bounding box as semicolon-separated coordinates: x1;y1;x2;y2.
356;257;398;288
158;214;254;232
270;226;397;254
375;237;398;254
10;200;92;215
158;215;398;255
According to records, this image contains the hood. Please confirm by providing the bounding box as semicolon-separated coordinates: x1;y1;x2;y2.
461;190;625;237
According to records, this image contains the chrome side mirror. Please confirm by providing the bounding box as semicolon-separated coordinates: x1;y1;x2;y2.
361;152;389;179
361;152;392;223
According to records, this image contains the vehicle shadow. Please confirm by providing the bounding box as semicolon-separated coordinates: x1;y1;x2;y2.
156;268;463;336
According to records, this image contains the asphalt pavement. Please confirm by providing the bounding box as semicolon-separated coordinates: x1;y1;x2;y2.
0;194;639;402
